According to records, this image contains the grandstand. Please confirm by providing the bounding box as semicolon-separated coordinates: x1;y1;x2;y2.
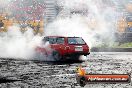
0;0;131;38
113;0;132;42
0;0;58;34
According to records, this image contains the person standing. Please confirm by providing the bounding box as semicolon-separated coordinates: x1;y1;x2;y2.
0;20;4;31
36;21;40;34
0;20;4;28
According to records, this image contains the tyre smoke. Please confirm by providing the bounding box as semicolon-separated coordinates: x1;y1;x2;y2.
0;0;126;61
45;0;120;48
0;25;42;59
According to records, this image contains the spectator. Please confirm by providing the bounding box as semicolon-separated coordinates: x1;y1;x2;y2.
36;21;40;34
0;20;4;32
20;21;28;33
32;21;38;34
0;20;4;28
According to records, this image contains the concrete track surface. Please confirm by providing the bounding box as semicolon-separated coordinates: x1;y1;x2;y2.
0;52;132;88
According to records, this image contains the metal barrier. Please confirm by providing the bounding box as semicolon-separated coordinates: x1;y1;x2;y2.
115;32;132;42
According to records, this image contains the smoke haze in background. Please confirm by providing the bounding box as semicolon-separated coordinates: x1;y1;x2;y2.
0;0;10;8
0;0;129;60
45;0;119;48
0;26;42;59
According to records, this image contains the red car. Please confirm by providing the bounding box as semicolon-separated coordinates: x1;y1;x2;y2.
36;36;90;61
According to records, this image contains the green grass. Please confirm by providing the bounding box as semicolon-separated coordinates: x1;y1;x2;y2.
119;42;132;48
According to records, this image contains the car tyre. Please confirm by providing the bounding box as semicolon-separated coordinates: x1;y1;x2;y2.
52;51;62;61
79;77;86;87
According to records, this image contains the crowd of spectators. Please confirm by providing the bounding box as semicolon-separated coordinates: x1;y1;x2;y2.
20;20;42;34
0;13;44;34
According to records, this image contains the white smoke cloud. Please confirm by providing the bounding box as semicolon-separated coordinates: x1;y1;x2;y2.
0;0;10;8
45;0;119;48
0;0;124;61
0;25;42;59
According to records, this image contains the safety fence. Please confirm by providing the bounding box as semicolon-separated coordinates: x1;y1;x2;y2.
115;32;132;42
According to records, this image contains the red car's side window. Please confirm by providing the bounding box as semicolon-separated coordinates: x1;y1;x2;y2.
43;37;65;44
56;38;65;44
68;37;86;45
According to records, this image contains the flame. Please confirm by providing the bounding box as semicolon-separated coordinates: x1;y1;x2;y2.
76;65;86;76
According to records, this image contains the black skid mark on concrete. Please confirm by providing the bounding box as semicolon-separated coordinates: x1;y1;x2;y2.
0;77;21;83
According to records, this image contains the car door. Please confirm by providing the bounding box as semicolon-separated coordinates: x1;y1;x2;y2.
55;37;66;55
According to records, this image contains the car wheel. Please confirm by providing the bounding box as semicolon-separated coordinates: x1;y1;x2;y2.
79;77;86;87
72;55;80;61
52;51;62;61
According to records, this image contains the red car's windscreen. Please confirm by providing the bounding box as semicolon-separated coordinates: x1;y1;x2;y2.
68;37;86;45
